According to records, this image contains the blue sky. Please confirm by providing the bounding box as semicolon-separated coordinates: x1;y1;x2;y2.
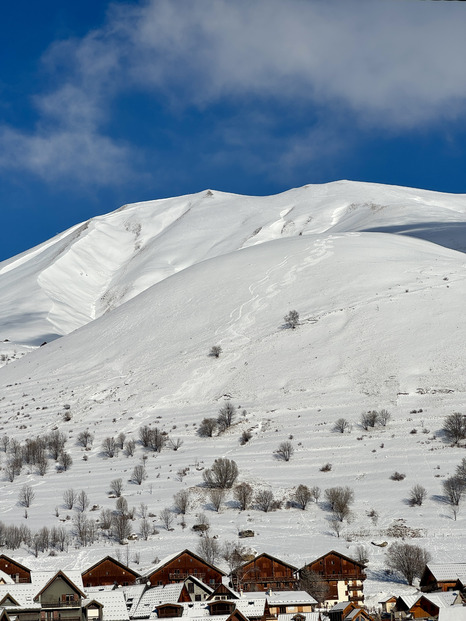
1;0;466;261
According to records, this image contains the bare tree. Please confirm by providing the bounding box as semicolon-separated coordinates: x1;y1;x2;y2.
378;409;391;426
385;542;431;585
361;410;378;430
456;457;466;482
63;488;76;510
168;437;184;451
234;482;253;511
140;517;151;540
124;439;136;456
284;309;300;329
443;477;464;509
209;345;222;358
139;426;166;452
76;430;94;448
1;435;9;452
203;458;239;489
217;402;236;432
116;432;126;449
75;490;89;513
198;418;218;437
197;534;221;565
58;450;73;471
132;464;146;485
325;486;354;521
409;484;427;506
102;437;118;458
37;453;49;476
222;541;248;574
443;412;466;444
173;489;190;515
112;513;131;544
115;496;128;515
255;489;274;512
110;478;124;497
99;508;113;530
310;486;321;503
48;430;67;460
299;568;329;605
159;507;175;530
208;488;226;512
275;440;294;461
333;418;351;433
294;485;312;510
18;484;35;507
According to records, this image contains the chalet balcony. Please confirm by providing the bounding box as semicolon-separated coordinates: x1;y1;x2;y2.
40;601;82;609
321;574;366;582
168;572;206;581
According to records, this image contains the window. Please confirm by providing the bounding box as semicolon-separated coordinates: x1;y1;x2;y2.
188;583;194;593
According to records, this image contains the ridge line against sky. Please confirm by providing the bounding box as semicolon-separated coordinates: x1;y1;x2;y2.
1;0;466;261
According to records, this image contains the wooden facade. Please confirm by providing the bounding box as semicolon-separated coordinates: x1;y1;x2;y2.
82;556;140;587
419;565;466;593
145;550;225;588
0;556;31;584
301;551;366;604
233;553;298;592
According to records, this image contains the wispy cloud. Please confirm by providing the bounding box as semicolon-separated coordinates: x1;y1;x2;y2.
1;0;466;185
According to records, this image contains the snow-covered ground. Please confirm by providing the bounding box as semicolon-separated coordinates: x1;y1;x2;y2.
0;181;465;603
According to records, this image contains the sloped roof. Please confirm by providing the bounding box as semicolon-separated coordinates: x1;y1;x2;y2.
34;570;86;600
132;584;185;618
423;592;462;609
424;564;466;582
278;614;320;621
82;556;140;579
88;590;130;621
142;550;225;580
0;557;31;576
304;551;365;570
120;584;147;617
0;573;14;586
239;553;298;572
439;607;466;621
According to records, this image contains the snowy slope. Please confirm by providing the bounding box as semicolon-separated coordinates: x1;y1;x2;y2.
1;181;465;350
0;181;465;600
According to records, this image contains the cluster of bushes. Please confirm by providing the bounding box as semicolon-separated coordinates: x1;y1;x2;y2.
198;402;237;437
1;430;72;480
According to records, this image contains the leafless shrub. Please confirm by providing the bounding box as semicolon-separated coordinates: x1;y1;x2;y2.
367;508;379;524
443;477;464;507
409;484;427;506
18;484;35;507
168;437;183;451
203;458;238;489
239;430;252;445
63;488;76;510
208;488;226;512
325;486;354;521
361;410;378;430
58;450;72;471
77;430;94;448
159;507;175;530
310;486;321;502
1;435;9;452
320;463;332;472
196;534;221;564
75;490;89;513
378;409;391;426
47;430;67;460
73;513;96;546
132;464;146;485
115;496;128;515
234;482;253;511
110;478;124;497
173;489;190;515
255;489;274;512
217;402;236;432
112;513;131;544
390;471;406;481
198;418;218;437
102;437;118;458
37;453;49;476
139;426;166;452
124;439;136;456
116;432;126;449
333;418;351;433
443;412;466;444
275;440;294;461
140;517;151;540
355;545;369;564
294;484;312;510
385;542;431;585
209;345;222;358
99;508;113;529
284;309;300;329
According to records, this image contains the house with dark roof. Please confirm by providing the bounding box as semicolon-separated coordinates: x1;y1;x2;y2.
233;554;298;592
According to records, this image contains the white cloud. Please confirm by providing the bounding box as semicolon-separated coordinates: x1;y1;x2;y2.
2;0;466;184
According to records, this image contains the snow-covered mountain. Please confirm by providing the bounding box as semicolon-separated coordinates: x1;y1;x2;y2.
0;181;465;597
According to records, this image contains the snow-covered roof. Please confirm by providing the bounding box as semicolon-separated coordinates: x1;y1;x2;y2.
423;592;461;609
278;614;320;621
120;585;147;617
0;573;14;586
89;590;130;621
234;598;266;618
438;607;466;621
31;570;85;592
132;584;184;618
328;601;353;613
425;564;466;582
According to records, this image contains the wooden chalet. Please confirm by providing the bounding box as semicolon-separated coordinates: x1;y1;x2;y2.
82;556;140;587
233;553;298;592
420;564;466;593
393;592;463;620
301;551;366;605
143;551;225;588
0;556;31;584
